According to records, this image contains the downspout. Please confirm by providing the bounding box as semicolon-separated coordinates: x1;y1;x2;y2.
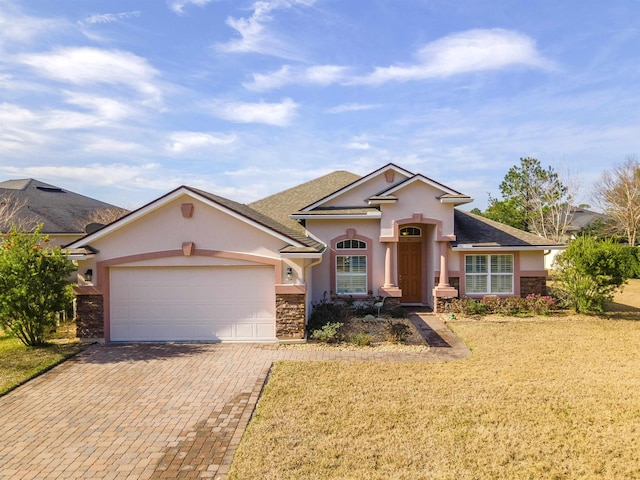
303;255;324;334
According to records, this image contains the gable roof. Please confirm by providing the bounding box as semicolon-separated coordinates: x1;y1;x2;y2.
248;170;361;233
300;163;413;212
453;210;563;250
0;178;123;234
187;187;324;252
66;186;325;254
372;173;472;205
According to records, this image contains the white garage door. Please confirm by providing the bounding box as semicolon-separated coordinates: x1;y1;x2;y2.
109;266;276;342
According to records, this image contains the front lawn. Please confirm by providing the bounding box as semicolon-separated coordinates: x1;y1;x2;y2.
228;284;640;479
0;323;84;395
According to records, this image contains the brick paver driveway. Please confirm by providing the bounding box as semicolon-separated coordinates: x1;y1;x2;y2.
0;314;469;479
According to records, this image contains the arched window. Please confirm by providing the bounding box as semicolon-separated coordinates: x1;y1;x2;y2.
400;226;422;237
336;239;367;249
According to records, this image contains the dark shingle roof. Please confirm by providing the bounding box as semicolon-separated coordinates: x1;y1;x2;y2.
0;178;123;234
248;170;361;233
453;210;563;248
187;187;324;252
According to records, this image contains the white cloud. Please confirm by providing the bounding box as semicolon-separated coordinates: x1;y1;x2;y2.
80;11;140;25
326;103;381;114
168;0;214;15
346;141;371;150
244;64;349;91
0;3;68;51
166;131;237;153
353;29;553;85
19;47;163;106
64;92;138;121
0;162;160;187
216;0;316;59
208;98;298;126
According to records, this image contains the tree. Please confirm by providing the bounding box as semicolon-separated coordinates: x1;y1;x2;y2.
484;157;576;242
593;157;640;246
76;206;129;232
553;237;636;313
0;226;75;346
0;193;36;232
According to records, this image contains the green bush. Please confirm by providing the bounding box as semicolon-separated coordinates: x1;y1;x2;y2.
349;331;373;346
448;298;488;316
311;322;343;343
553;237;636;313
384;320;411;343
0;226;76;346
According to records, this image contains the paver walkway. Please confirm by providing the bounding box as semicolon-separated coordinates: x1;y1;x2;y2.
0;314;469;479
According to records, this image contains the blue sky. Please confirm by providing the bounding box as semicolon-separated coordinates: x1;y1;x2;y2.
1;0;639;210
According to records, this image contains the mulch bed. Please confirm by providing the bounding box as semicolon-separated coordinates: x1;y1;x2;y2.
280;316;430;352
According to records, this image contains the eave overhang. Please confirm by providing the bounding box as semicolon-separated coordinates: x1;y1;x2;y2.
65;245;98;260
439;194;474;205
452;244;565;251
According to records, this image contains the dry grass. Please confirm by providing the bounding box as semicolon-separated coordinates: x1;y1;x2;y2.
0;321;84;396
228;281;640;479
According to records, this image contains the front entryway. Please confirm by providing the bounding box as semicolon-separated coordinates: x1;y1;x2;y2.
398;241;422;303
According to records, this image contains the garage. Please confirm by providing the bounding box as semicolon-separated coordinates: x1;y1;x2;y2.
109;266;276;342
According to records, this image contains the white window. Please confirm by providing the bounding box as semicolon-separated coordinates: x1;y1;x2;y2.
465;254;514;294
335;239;368;294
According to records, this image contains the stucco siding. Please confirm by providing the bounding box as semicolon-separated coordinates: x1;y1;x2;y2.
305;219;383;303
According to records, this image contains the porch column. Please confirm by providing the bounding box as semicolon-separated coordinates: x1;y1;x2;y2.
438;241;450;287
433;241;458;312
384;243;393;287
379;242;402;298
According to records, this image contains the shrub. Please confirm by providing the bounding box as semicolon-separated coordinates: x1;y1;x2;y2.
494;296;529;315
448;298;488;316
349;331;373;346
384;320;411;343
553;237;636;313
352;303;377;317
0;226;76;346
311;322;343;343
525;294;555;315
308;293;349;332
389;306;407;318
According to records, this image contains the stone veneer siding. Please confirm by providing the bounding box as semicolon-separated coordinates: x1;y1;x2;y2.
276;293;306;339
520;276;547;296
434;277;460;313
75;293;104;339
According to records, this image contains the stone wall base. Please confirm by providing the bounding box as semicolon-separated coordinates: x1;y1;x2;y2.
520;276;547;296
276;293;306;340
73;287;104;339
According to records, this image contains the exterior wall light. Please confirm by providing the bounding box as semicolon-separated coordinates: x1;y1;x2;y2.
84;269;93;282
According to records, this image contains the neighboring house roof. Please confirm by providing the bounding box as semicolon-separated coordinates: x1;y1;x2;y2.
453;210;563;250
0;178;123;234
567;207;610;233
248;170;361;233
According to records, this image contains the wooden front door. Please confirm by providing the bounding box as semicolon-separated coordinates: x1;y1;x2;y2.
398;242;422;303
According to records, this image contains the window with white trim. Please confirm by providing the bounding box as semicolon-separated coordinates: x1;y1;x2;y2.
336;239;368;294
465;254;514;294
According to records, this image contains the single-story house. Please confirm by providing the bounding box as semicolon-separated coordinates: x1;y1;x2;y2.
0;178;126;247
66;163;562;343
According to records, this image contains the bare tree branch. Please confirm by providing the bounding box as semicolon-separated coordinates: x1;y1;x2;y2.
594;156;640;246
0;194;38;232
